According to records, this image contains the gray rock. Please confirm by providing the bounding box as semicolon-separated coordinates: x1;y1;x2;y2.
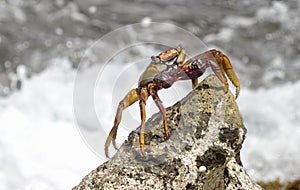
73;75;262;190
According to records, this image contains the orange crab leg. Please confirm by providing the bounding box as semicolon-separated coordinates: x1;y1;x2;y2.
210;50;240;98
104;88;140;158
209;58;229;93
149;84;169;140
139;87;149;157
220;54;240;98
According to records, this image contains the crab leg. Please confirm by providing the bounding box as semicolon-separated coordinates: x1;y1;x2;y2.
191;78;198;89
149;84;169;140
183;49;240;98
210;50;240;98
178;50;228;91
139;87;149;157
219;54;240;98
209;58;229;94
104;88;140;158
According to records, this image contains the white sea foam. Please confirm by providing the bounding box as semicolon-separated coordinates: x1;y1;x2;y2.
238;80;300;182
0;60;100;190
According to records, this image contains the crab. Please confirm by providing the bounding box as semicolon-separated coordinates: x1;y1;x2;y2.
104;45;240;158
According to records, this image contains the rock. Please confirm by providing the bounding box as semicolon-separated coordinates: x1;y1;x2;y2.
73;75;262;190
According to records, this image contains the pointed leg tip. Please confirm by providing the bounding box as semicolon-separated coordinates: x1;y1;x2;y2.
235;87;240;99
112;140;119;150
105;149;110;158
104;136;116;158
140;143;146;158
165;134;169;140
141;149;146;158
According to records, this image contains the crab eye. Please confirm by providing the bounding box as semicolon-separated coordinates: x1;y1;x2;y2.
178;43;183;49
151;55;160;63
176;44;183;53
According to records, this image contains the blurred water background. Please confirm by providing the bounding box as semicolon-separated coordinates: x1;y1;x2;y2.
0;0;300;189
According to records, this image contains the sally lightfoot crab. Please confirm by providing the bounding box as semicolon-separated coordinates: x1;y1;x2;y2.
104;45;240;158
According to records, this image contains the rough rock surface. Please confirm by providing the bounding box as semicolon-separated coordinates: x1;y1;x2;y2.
73;75;262;190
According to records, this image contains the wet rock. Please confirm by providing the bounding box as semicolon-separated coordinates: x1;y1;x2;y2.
73;75;262;190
